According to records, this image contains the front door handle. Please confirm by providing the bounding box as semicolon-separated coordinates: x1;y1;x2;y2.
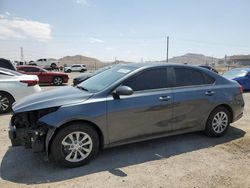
205;91;215;96
159;96;171;101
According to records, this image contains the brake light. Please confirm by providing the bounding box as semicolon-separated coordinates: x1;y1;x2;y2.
20;80;38;86
240;85;243;94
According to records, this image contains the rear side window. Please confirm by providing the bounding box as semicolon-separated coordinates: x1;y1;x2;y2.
123;68;168;91
174;68;205;87
26;67;39;72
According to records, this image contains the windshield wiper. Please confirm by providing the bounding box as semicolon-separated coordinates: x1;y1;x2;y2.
76;86;89;92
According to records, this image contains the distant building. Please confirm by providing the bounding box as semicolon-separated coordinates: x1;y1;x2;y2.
229;55;250;66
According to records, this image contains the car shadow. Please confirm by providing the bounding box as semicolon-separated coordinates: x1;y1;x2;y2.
243;90;250;93
0;126;245;185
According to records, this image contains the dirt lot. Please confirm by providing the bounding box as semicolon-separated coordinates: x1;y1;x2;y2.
0;72;249;188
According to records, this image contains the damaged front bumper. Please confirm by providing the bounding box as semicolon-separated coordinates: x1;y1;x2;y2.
8;122;48;152
8;108;59;153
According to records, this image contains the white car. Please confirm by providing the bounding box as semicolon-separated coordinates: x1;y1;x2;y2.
0;68;41;114
64;64;87;73
31;58;59;69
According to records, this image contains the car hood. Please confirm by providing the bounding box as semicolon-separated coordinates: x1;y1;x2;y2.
13;86;93;113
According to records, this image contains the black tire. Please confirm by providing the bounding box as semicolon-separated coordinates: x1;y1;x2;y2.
50;123;99;168
51;63;57;69
53;77;63;86
0;92;14;114
67;69;71;73
80;69;85;73
205;107;231;137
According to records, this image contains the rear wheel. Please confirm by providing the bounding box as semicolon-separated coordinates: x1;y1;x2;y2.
53;77;63;86
0;92;14;114
51;63;57;69
50;123;99;168
205;107;231;137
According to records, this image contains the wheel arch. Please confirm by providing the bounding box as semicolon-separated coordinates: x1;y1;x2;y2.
0;90;15;101
210;104;234;123
47;119;105;155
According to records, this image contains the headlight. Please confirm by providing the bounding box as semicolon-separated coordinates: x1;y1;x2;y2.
12;107;60;128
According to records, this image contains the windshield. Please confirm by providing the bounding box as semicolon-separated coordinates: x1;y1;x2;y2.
223;69;248;79
78;65;136;92
94;65;112;75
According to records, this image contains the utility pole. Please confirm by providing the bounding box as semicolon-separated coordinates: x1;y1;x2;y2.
166;36;169;62
20;46;24;62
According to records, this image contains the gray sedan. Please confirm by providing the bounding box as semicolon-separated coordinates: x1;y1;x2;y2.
9;63;244;167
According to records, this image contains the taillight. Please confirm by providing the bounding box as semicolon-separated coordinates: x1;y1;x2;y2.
240;85;243;94
20;80;38;86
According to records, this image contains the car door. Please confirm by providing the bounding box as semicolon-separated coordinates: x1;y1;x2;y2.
107;67;174;143
25;67;46;83
171;66;216;131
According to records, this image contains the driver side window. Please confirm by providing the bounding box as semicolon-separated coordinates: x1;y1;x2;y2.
123;68;168;92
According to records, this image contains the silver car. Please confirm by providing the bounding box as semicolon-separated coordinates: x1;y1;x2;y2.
9;63;244;167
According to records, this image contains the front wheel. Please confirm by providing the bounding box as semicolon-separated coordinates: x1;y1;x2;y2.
205;107;231;137
50;123;99;167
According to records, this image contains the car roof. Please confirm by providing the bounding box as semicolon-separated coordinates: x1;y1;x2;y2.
17;65;41;69
121;62;201;69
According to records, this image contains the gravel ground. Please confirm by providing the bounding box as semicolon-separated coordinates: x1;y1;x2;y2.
0;72;249;188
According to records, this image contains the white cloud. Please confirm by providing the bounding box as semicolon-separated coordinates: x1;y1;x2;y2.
88;37;104;43
105;47;114;51
5;11;10;16
75;0;88;6
0;15;52;42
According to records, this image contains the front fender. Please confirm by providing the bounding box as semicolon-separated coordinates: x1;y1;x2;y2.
39;99;109;153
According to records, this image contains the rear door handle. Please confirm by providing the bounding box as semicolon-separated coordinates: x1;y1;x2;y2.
205;91;215;96
159;96;171;101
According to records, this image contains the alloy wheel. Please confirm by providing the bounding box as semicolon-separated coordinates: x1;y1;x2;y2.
61;131;93;162
212;111;228;133
54;77;63;85
0;95;9;112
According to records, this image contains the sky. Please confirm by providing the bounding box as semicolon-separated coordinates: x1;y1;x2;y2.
0;0;250;62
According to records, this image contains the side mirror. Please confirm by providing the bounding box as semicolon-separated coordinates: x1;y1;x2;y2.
113;86;133;99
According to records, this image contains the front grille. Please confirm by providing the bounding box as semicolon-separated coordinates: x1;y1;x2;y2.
11;113;30;128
